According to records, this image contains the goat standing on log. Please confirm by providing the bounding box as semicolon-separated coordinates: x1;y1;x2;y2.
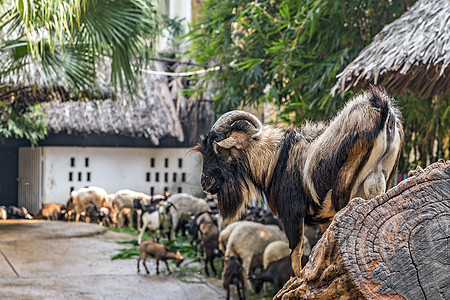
194;87;404;276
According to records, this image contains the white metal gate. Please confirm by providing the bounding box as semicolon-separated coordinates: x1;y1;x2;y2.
18;147;43;214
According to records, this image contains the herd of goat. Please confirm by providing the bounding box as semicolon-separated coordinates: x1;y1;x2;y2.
0;185;321;299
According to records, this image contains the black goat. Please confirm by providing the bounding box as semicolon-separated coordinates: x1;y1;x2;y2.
7;206;33;219
248;256;292;296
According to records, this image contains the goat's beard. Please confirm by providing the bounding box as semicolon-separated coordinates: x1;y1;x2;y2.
217;175;257;222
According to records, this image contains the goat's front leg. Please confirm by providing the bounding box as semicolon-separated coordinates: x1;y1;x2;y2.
210;257;217;276
156;259;160;274
137;209;143;230
137;258;141;273
290;219;304;278
238;281;246;300
165;261;171;274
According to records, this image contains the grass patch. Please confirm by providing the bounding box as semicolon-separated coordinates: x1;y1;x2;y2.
108;228;275;298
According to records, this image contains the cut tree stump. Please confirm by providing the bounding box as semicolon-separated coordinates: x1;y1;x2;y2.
275;159;450;300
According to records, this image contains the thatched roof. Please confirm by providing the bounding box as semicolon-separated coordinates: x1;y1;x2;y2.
43;62;186;145
332;0;450;98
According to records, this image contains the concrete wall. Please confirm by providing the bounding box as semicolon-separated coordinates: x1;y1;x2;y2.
19;146;203;206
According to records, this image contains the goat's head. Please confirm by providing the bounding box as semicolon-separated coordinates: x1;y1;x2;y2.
248;274;263;294
194;111;263;221
174;251;184;267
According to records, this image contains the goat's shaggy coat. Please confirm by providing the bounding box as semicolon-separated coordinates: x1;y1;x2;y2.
195;87;404;276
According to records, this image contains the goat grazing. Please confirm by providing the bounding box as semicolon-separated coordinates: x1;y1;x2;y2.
111;189;152;229
163;193;211;240
137;240;184;275
35;204;66;220
248;256;292;296
70;186;108;222
199;221;221;276
224;221;287;288
6;206;33;219
223;255;246;300
195;87;404;276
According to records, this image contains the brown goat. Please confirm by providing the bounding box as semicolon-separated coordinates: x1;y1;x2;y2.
222;255;246;300
137;240;184;275
199;222;221;276
196;87;404;276
35;203;66;220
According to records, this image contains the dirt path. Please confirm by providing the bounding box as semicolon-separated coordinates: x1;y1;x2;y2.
0;220;226;299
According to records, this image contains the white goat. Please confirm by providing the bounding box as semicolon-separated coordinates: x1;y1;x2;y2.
137;203;171;244
263;241;290;269
71;186;108;222
0;206;7;220
163;193;211;240
111;189;152;229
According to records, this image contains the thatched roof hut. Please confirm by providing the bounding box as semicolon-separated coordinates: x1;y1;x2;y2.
42;61;211;146
331;0;450;98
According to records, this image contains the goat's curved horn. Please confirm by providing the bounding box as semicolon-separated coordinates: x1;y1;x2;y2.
212;110;263;140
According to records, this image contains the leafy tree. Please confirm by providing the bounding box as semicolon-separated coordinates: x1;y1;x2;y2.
186;0;449;172
0;0;162;144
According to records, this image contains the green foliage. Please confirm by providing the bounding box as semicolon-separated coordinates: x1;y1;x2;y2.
397;93;450;172
186;0;414;122
0;0;169;144
110;234;198;261
185;0;450;172
0;0;161;94
0;104;47;145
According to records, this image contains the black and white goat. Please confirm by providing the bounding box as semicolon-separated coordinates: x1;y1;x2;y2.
195;87;404;276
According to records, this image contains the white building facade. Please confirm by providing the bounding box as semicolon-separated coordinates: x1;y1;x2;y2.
18;146;203;212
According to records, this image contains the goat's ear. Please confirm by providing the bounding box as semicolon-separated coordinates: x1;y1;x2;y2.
214;135;245;151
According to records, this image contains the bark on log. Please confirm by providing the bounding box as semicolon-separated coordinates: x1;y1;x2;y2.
275;159;450;300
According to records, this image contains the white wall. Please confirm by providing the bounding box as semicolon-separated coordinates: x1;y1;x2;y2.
156;0;192;53
41;147;203;204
